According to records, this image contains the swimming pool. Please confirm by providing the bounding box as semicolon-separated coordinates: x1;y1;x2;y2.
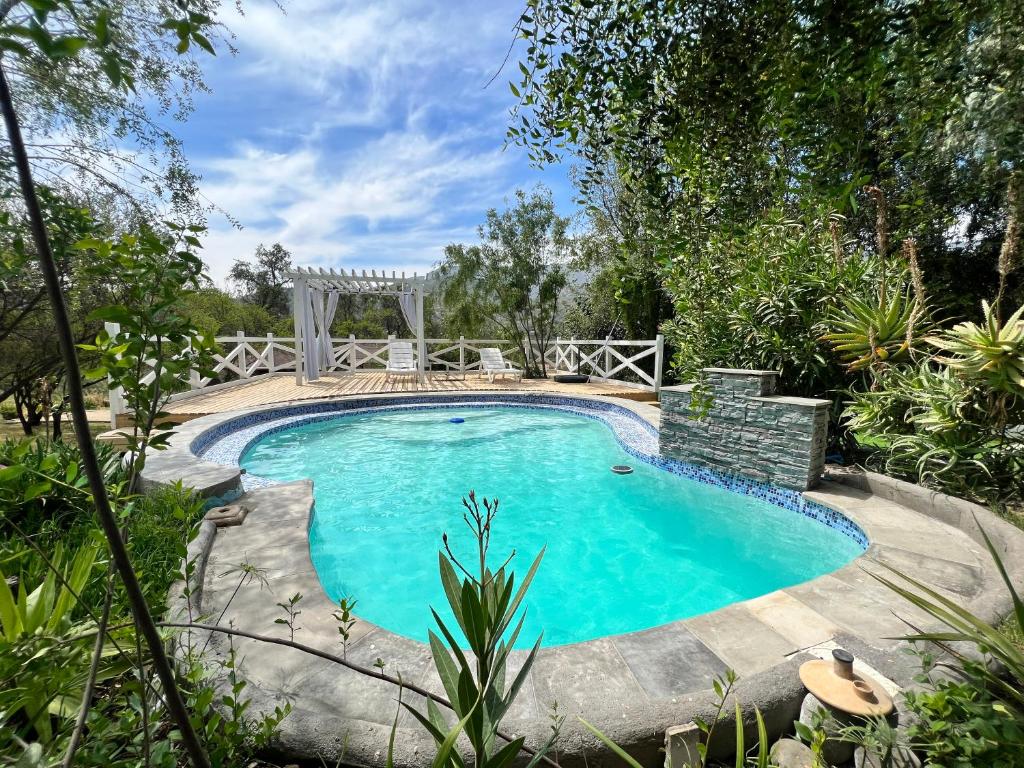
238;403;865;647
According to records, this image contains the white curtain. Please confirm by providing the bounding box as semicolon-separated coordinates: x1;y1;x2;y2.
397;290;417;334
317;292;339;369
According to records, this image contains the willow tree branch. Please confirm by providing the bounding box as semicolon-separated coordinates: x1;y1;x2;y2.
0;60;211;768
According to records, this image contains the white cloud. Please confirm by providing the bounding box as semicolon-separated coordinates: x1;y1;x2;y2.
199;128;510;282
194;0;547;285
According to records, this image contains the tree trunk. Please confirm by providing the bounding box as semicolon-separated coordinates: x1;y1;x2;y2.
13;381;42;435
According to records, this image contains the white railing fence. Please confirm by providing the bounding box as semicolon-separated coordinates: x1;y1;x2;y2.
103;323;664;426
546;336;664;391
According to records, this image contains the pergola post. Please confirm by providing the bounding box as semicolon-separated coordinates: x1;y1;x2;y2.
292;275;306;385
415;284;425;382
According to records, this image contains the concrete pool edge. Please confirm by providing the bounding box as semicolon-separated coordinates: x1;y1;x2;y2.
149;393;1024;766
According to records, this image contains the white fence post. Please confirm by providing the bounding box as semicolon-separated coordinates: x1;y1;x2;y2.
348;334;356;373
104;321;126;429
654;333;665;397
266;332;275;372
459;336;465;374
604;335;612;377
235;331;248;379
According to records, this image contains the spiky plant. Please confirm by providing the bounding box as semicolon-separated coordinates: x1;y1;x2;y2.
402;492;556;768
823;291;922;372
928;301;1024;400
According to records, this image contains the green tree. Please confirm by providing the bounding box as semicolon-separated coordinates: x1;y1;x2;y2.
565;168;672;341
0;3;227;764
511;0;1024;313
0;0;233;219
438;188;570;377
228;242;293;318
0;187;111;433
180;287;275;338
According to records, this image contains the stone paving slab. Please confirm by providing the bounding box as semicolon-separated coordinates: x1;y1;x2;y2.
686;604;796;676
743;591;840;650
529;636;648;715
611;621;729;698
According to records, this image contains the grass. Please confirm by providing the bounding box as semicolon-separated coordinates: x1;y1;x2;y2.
1001;615;1024;654
0;418;108;441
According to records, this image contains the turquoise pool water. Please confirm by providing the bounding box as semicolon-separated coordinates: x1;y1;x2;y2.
240;406;863;647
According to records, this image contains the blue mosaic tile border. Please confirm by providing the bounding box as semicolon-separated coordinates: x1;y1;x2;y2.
192;394;867;549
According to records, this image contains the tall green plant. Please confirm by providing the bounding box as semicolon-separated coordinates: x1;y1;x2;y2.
404;491;556;768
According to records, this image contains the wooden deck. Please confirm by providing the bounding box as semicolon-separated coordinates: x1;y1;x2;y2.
160;371;657;422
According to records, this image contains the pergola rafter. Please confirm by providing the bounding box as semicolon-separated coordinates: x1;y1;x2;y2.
287;266;429;384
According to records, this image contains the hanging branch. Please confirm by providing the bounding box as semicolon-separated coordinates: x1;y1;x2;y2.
160;620;561;768
0;60;212;768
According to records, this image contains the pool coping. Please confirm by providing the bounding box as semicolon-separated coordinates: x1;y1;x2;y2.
151;391;1024;767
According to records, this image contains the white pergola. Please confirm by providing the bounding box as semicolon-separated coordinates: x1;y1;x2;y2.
288;267;430;384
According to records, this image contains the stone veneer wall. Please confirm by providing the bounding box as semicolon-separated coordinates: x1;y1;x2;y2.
659;368;829;490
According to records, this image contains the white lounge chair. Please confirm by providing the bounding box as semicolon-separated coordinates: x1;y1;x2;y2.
478;347;523;383
384;341;417;381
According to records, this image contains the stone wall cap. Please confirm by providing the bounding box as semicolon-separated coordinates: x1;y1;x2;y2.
750;395;830;407
702;367;781;377
659;383;696;394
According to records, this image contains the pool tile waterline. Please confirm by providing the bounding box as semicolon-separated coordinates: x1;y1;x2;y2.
194;394;868;549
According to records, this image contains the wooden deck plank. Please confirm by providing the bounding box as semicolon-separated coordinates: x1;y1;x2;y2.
162;371;656;420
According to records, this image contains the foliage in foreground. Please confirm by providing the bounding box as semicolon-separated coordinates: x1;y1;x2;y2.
868;524;1024;766
0;437;285;766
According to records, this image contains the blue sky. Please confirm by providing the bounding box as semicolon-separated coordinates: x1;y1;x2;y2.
177;0;573;285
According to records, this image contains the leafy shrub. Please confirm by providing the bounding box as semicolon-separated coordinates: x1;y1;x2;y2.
0;437;285;767
661;211;877;399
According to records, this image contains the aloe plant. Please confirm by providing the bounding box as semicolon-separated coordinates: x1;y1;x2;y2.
403;491;556;768
928;300;1024;400
823;291;922;371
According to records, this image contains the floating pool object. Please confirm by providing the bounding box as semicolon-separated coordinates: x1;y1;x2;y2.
449;417;465;424
611;464;633;474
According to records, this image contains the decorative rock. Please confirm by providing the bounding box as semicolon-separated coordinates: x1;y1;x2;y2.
769;738;815;768
799;692;856;765
205;504;249;527
855;745;922;768
664;722;702;768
